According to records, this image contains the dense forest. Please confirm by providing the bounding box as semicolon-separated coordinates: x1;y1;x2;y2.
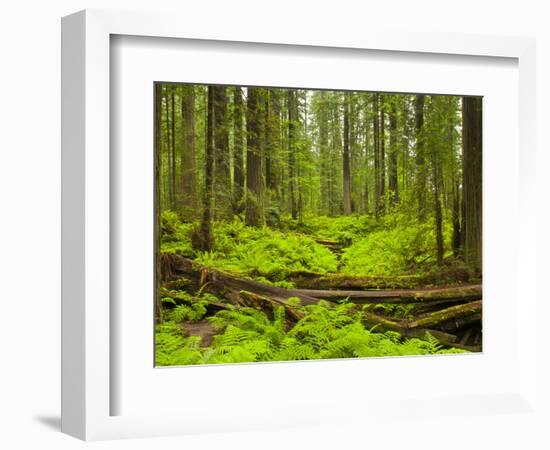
154;83;482;366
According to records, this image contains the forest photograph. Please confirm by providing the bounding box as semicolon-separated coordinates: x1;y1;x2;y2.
154;82;482;367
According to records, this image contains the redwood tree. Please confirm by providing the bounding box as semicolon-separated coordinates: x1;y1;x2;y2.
245;88;264;226
462;96;483;275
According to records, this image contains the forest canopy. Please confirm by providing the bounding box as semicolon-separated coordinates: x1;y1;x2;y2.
154;83;483;366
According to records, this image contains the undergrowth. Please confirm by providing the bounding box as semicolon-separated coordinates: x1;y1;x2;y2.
155;299;467;366
340;216;453;276
161;214;338;281
160;209;461;280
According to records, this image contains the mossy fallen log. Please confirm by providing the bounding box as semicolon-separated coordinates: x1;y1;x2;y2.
292;285;481;304
437;313;483;332
289;273;429;290
163;253;321;306
362;311;458;344
161;254;482;351
406;301;482;329
362;301;482;351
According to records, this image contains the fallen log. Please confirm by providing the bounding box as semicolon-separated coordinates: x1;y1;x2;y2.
289;273;430;290
292;284;481;304
362;302;482;351
362;311;458;344
164;254;321;306
290;270;473;290
406;301;482;329
437;313;483;332
163;253;482;310
161;254;482;351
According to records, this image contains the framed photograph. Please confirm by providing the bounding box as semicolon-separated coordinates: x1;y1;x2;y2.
62;9;537;441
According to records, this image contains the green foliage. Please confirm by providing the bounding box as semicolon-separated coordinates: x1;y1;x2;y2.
294;214;379;244
160;210;461;281
341;212;452;276
160;210;194;256
162;290;210;323
367;303;416;320
155;300;467;366
193;219;338;281
155;322;203;366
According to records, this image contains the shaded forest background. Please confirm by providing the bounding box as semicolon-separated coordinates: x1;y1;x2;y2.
155;84;482;274
154;84;483;365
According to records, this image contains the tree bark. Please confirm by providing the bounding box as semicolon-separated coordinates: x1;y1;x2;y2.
264;90;275;191
233;87;245;212
212;86;231;219
373;93;381;217
180;86;197;221
462;96;483;276
154;84;163;323
195;87;215;252
406;300;482;329
379;94;386;211
343;92;352;215
415;94;427;221
319;92;330;214
170;92;176;210
245;88;264;226
164;88;173;210
287;90;298;219
292;284;481;303
388;98;399;205
452;176;462;256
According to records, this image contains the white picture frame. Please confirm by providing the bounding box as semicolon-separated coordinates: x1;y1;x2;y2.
61;9;538;441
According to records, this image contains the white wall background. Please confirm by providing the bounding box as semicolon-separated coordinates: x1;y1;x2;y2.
0;1;547;449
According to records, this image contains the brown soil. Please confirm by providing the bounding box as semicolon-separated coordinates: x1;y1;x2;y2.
180;320;217;347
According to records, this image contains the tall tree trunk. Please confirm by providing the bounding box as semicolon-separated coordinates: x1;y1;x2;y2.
170;92;176;210
415;94;427;221
430;131;444;266
213;86;231;220
342;93;352;215
195;87;215;252
388;98;399;205
154;84;163;323
164;89;173;210
287;90;298;220
363;97;371;214
452;176;462;257
319;92;329;215
401;96;410;190
233;87;245;212
349;96;358;213
270;90;281;197
180;86;197;221
245;88;264;226
461;96;483;275
373;93;381;218
264;90;275;191
379;95;386;213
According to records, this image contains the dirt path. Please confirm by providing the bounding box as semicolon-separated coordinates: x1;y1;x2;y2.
180;320;217;347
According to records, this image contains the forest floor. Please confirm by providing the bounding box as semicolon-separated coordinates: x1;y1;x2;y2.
156;211;482;366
